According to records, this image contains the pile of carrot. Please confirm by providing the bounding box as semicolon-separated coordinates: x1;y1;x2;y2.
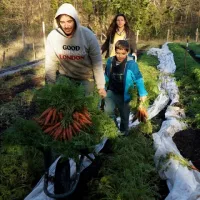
136;106;148;122
34;107;92;141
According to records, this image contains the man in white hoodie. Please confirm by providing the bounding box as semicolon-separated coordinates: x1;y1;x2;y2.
45;3;106;98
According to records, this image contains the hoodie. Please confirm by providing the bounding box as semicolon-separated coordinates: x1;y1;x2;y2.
45;3;105;89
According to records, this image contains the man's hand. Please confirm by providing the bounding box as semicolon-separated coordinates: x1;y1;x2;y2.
98;88;107;98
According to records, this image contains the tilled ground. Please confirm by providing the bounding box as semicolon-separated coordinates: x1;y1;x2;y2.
0;76;44;104
173;129;200;170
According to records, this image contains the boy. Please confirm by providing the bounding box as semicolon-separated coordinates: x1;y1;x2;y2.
104;40;147;136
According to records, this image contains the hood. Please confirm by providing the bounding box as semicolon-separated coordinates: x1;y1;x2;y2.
53;3;80;29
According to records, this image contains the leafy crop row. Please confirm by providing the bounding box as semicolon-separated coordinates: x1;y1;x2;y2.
168;43;200;128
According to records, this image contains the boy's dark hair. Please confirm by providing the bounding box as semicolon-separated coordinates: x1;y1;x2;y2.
115;40;129;52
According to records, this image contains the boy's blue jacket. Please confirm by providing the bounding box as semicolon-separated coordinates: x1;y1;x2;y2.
105;55;148;103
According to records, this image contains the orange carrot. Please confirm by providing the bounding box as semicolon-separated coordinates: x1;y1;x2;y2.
189;165;199;171
43;122;61;134
54;126;63;140
44;109;54;125
73;120;82;129
68;125;73;140
82;109;91;120
51;108;57;124
39;107;52;119
80;118;92;125
78;119;87;126
72;121;81;133
52;125;61;136
77;112;87;120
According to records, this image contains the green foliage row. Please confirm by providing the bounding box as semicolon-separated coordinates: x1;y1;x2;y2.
188;42;200;55
0;146;44;200
87;131;159;200
168;43;200;128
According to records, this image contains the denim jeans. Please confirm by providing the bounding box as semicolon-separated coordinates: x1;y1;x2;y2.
104;90;130;132
79;79;95;96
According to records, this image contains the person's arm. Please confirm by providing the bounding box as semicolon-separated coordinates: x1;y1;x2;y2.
88;33;107;98
45;35;59;84
101;36;109;55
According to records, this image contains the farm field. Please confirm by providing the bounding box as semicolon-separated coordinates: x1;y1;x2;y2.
0;42;200;200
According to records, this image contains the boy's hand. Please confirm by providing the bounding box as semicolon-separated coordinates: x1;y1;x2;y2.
139;96;147;103
98;88;107;98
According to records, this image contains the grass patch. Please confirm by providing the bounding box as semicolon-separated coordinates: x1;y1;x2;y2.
0;37;44;69
0;145;44;200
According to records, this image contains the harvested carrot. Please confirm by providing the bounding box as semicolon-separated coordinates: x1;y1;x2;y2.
189;165;199;172
72;121;81;133
53;126;63;140
78;118;88;126
35;106;93;141
53;125;62;137
43;122;61;134
68;125;73;140
77;112;88;120
74;120;82;129
44;109;54;125
39;107;52;119
82;110;91;121
77;117;91;126
51;109;57;124
136;106;148;122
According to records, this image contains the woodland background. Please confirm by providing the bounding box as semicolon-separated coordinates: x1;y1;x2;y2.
0;0;200;67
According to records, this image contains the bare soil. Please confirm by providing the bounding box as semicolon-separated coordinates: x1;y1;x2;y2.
0;76;44;104
173;129;200;170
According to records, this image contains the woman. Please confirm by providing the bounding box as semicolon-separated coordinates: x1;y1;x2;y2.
101;14;137;60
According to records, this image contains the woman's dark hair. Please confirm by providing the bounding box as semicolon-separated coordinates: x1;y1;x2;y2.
106;14;130;43
115;40;129;52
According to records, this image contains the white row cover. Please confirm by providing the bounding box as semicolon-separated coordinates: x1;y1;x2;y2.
146;43;200;200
